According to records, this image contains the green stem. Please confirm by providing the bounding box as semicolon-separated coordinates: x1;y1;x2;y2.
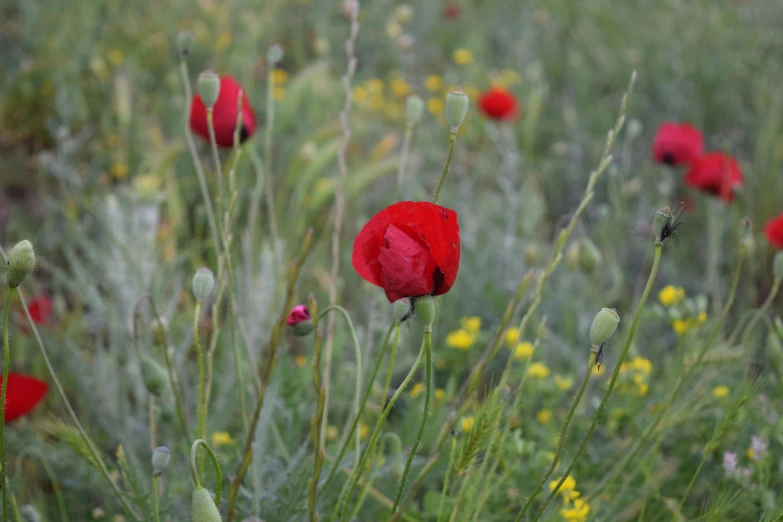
338;340;426;522
436;438;458;522
515;350;597;521
706;199;722;315
193;301;206;473
389;330;433;518
533;242;662;521
206;110;225;246
16;449;69;522
189;439;223;505
2;288;11;522
264;70;279;244
308;295;326;522
152;474;161;522
397;124;414;188
678;451;707;511
433;132;456;204
740;279;780;347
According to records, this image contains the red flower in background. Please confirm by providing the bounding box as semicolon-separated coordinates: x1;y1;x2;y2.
189;75;257;148
23;295;52;325
765;214;783;249
685;152;744;202
1;373;48;423
478;87;519;121
652;123;704;166
442;3;461;19
352;201;460;303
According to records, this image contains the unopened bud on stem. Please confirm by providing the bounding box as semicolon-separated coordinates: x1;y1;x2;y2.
589;308;620;346
192;268;215;302
197;71;221;109
192;488;222;522
405;95;424;125
415;296;436;330
445;89;469;133
7;240;35;289
152;446;171;476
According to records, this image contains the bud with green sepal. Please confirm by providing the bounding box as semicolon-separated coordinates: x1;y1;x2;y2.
151;317;169;347
177;31;194;57
445;89;469;133
6;240;35;289
152;446;171;476
192;268;215;302
578;238;602;273
197;71;221;109
141;355;168;396
589;308;620;347
393;298;413;323
192;488;222;522
415;296;436;331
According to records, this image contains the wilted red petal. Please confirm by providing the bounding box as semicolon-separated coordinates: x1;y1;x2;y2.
684;152;743;202
189;75;257;148
478;87;519;121
765;213;783;249
1;373;48;423
652;123;704;166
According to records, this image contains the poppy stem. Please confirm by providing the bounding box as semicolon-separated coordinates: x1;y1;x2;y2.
740;278;780;347
193;301;207;476
532;242;662;521
514;349;597;522
1;287;11;522
433;132;457;205
152;474;161;522
189;439;223;504
264;69;280;245
397;124;414;189
307;294;326;522
389;328;433;518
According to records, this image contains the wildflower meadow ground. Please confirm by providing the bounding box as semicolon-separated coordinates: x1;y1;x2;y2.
3;1;783;521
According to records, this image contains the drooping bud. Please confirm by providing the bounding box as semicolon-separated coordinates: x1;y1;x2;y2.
393;298;413;323
578;238;602;273
445;89;469;133
192;268;215;302
774;251;783;282
415;296;436;330
141;355;168;396
192;488;222;522
6;240;35;289
152;446;171;476
405;95;424;125
738;217;754;254
286;305;314;337
177;31;194;57
151;317;169;346
267;44;284;66
197;71;221;109
589;308;620;346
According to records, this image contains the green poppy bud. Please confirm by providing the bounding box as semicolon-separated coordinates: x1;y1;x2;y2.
578;238;602;273
405;95;424;125
6;240;35;289
152;446;171;476
774;251;783;282
445;89;469;133
267;44;284;66
192;268;215;302
415;296;436;330
589;308;620;346
393;298;413;323
141;355;168;396
197;71;221;109
653;207;673;245
151;317;169;346
192;488;222;522
177;31;194;57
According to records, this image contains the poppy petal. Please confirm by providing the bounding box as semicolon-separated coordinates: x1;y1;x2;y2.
378;225;439;302
189;76;257;148
2;373;48;423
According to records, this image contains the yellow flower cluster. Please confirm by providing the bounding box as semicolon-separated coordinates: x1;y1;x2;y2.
618;357;652;396
211;431;235;447
453;48;473;65
446;316;482;350
548;476;590;520
353;75;413;119
672;311;707;335
526;362;550;379
461;416;475;432
504;327;535;360
658;285;685;307
536;408;552;423
712;385;729;399
554;374;574;391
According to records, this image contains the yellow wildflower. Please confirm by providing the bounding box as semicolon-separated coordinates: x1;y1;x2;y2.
366;78;384;94
526;362;550;378
554;374;573;391
489;76;507;89
463;84;480;100
216;32;232;52
672;319;689;335
629;357;652;374
358;421;370;441
460;416;475;432
637;383;649;396
427;97;444;115
326;425;339;441
548;475;576;492
461;316;482;333
505;327;520;347
294;355;307;368
593;364;606;376
111;163;129;179
562;498;590;520
410;382;424;399
390;78;412;97
712;385;729;398
272;86;286;101
513;342;535;360
435;388;446;401
353;86;369;104
211;431;235;447
453;48;473;65
658;285;685;307
501;68;521;85
446;329;475;350
536;409;552;423
746;448;755;460
545;450;555;461
271;69;289;84
425;75;443;92
698;311;707;323
108;49;124;66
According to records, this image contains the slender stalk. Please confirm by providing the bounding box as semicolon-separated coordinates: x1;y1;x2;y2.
338;341;425;522
436;438;458;522
740;279;780;346
706;199;722;315
586;247;745;501
206;110;225;243
433;132;456;205
190;439;223;505
533;242;662;521
308;295;327;522
447;465;474;522
0;247;140;520
16;449;69;522
263;72;279;244
389;330;433;518
678;452;707;511
514;350;597;521
1;288;11;521
193;301;207;464
152;474;161;522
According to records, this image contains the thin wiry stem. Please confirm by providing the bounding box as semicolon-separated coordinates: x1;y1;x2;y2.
308;294;326;522
1;288;11;522
322;0;360;448
433;132;456;204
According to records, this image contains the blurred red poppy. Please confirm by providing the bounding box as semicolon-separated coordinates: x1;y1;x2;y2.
352;201;460;303
652;123;703;166
1;373;48;423
442;3;461;19
685;152;743;202
765;214;783;249
189;75;257;148
478;87;519;121
22;295;52;325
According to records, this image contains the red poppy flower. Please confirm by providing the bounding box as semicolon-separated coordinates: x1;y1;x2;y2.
442;2;461;19
352;201;460;303
22;295;52;325
652;123;704;166
478;87;519;121
189;75;257;148
765;214;783;249
684;152;744;202
1;373;48;423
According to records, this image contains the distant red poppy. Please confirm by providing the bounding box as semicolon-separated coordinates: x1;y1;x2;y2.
22;295;52;326
765;214;783;249
478;87;519;121
189;75;257;148
442;3;461;19
1;373;48;423
685;152;744;202
652;123;704;166
352;201;460;303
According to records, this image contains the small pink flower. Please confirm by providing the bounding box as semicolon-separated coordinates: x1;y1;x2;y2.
722;451;737;476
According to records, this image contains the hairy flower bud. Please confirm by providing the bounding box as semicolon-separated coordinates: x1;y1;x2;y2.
6;240;35;289
415;296;436;330
197;71;221;109
445;89;469;133
192;488;222;522
653;207;674;245
589;308;620;346
141;355;168;396
405;95;424;125
192;268;215;302
393;298;413;323
152;446;171;476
